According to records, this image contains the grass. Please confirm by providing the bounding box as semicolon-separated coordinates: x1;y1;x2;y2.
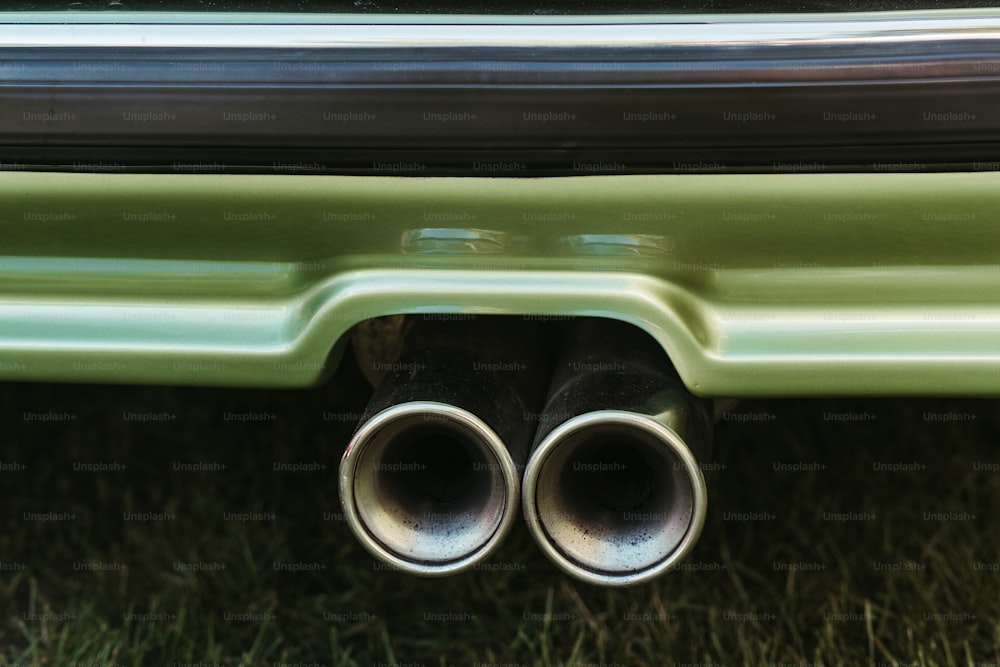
1;351;999;666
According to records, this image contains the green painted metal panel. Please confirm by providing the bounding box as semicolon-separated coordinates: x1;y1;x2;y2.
1;171;999;395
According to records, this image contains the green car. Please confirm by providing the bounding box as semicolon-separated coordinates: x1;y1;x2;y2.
2;3;999;587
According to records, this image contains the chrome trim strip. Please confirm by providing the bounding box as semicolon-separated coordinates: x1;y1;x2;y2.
7;9;1000;23
1;12;1000;48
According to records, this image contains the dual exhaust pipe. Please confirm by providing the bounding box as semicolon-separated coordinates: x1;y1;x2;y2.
339;316;711;586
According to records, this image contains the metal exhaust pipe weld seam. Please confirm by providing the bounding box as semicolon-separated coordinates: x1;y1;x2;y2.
522;318;712;586
339;315;553;576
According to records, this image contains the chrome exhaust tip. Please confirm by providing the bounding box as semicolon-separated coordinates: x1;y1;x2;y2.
340;400;519;576
522;318;712;586
339;315;553;576
523;410;708;586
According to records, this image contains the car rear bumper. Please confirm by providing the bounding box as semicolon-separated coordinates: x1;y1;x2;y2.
2;170;999;395
3;10;1000;173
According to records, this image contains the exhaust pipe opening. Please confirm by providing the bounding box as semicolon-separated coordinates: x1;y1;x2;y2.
522;317;712;586
342;402;518;575
340;314;555;576
526;412;706;585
